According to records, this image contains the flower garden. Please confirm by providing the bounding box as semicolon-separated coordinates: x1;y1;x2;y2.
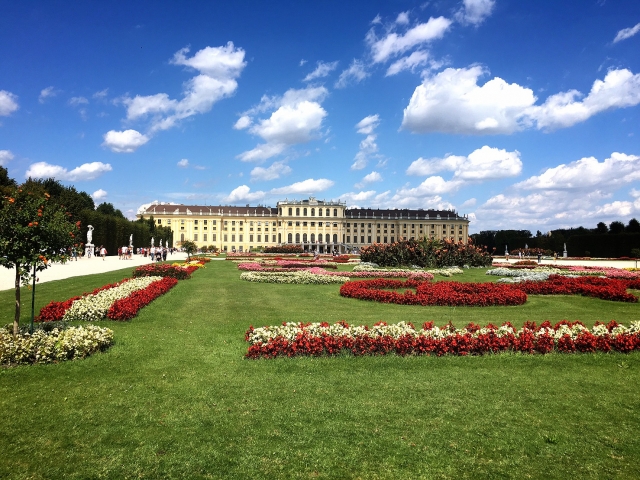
2;257;640;478
1;259;205;366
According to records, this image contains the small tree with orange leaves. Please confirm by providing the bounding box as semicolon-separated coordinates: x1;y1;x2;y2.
0;185;80;336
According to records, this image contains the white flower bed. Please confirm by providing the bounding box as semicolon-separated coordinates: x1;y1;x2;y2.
246;320;640;346
63;276;163;321
1;325;114;365
353;264;463;277
240;271;347;284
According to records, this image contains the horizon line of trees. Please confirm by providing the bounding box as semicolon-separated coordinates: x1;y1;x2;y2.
471;218;640;258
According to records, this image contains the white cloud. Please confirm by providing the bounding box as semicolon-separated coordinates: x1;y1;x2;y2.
124;93;176;120
93;88;109;99
460;198;477;208
386;50;430;76
177;159;189;168
0;149;14;166
102;129;150;153
395;12;410;25
39;86;59;103
270;178;334;195
69;96;89;106
0;90;19;116
613;22;640;43
237;86;328;162
92;189;108;201
474;189;640;232
402;66;536;134
526;69;640;130
250;161;292;181
455;0;496;26
397;176;464;197
351;115;381;170
26;161;112;181
303;61;339;82
237;143;287;162
515;152;640;190
367;16;452;63
226;185;266;203
234;115;252;129
406;146;522;181
355;171;383;189
250;101;326;144
107;43;246;145
402;66;640;135
355;114;380;134
335;60;369;88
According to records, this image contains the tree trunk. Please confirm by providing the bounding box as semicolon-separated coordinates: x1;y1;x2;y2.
14;264;20;337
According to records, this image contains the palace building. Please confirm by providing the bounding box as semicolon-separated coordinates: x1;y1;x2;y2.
137;197;471;253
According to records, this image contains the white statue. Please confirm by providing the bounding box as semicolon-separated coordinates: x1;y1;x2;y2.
151;237;154;248
87;225;94;244
129;234;133;246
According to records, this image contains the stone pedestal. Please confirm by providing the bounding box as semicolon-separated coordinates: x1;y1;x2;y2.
85;244;94;258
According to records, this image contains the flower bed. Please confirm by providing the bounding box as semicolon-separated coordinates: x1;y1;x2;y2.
244;320;640;359
516;275;638;302
340;279;527;306
37;276;177;322
1;324;114;366
354;264;464;277
341;275;639;306
240;271;347;284
107;277;178;320
133;264;192;280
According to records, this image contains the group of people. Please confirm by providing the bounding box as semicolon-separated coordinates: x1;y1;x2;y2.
118;246;133;260
142;246;168;262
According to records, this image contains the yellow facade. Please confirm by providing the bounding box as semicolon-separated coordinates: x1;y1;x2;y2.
138;197;470;253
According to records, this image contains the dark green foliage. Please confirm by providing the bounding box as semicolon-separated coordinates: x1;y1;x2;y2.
95;202;125;219
568;233;640;258
0;166;16;189
264;245;304;253
609;221;625;234
627;218;640;233
360;238;493;267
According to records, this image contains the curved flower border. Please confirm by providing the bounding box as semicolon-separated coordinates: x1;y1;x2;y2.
340;276;639;307
245;320;640;359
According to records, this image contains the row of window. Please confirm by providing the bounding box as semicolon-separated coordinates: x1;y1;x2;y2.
282;207;340;217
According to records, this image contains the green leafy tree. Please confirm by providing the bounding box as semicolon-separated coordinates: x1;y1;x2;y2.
0;166;16;190
96;202;125;218
626;218;640;233
609;221;625;234
0;185;80;335
181;240;198;260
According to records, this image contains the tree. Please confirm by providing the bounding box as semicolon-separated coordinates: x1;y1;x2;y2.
181;240;198;260
595;222;608;234
0;166;16;190
0;185;80;335
96;202;125;218
627;218;640;233
609;221;625;234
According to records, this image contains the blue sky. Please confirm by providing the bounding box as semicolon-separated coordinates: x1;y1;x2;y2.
1;0;639;233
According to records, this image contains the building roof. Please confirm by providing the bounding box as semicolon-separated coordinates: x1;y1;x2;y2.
140;204;278;216
345;208;467;221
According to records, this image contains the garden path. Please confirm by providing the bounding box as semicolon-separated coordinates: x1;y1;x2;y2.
0;252;188;291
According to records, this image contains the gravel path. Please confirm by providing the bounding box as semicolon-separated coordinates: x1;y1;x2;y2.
0;252;189;291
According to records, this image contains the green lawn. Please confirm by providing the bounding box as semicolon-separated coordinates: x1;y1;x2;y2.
1;261;640;479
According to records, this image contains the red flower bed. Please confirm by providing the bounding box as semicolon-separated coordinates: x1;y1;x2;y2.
339;278;527;306
339;275;639;307
245;320;640;359
517;275;637;302
132;264;192;280
37;279;131;322
107;277;178;320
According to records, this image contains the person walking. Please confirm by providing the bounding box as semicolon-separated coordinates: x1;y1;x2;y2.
100;245;107;260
